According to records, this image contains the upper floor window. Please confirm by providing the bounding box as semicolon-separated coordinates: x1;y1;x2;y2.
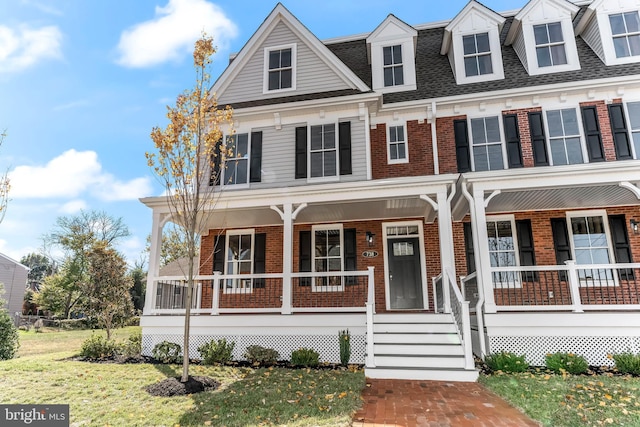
470;116;504;171
224;134;249;185
463;33;493;77
534;22;567;67
295;122;351;181
628;102;640;157
546;108;583;165
263;44;296;93
310;124;337;178
383;45;404;87
388;124;407;163
609;11;640;58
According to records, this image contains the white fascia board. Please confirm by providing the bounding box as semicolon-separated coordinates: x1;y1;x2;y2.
0;252;29;271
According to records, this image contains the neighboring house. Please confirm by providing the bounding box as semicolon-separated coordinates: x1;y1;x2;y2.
141;0;640;381
0;253;28;317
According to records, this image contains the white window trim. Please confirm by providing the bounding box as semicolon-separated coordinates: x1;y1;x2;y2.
382;44;404;87
387;123;409;164
224;228;255;294
467;115;508;171
523;19;580;75
486;215;521;289
623;100;640;159
221;132;251;189
306;121;340;184
565;210;618;287
454;29;505;85
597;8;640;66
262;43;297;94
370;40;417;93
311;224;344;293
542;107;588;166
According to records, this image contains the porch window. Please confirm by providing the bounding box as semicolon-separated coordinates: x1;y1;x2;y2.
470;116;504;171
223;133;249;185
609;11;640;58
312;225;343;292
225;230;254;293
546;108;584;165
486;217;519;286
388;124;407;163
567;213;615;284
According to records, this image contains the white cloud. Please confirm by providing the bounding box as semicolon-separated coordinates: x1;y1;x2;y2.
9;149;153;201
52;99;90;112
116;0;237;68
0;24;62;73
59;200;87;214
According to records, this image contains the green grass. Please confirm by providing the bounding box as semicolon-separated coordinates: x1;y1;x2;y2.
1;327;365;426
480;370;640;426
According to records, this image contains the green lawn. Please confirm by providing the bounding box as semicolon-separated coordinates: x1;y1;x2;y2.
0;327;365;426
480;370;640;426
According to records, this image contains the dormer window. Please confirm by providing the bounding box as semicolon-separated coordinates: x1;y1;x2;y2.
263;44;296;93
609;11;640;58
463;33;493;76
383;45;404;86
534;22;567;67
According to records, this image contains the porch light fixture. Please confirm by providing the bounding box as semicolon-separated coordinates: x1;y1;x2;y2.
366;231;375;247
631;219;639;235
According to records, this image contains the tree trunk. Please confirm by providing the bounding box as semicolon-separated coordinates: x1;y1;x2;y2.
181;255;195;382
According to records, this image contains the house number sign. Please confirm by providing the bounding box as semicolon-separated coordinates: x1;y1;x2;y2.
362;251;378;258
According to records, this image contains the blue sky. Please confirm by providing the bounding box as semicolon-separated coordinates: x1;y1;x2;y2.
0;0;526;266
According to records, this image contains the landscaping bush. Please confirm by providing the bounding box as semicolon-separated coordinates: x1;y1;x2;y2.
119;330;142;358
80;334;119;359
291;347;320;367
198;338;235;365
339;329;351;366
152;341;182;364
244;345;279;365
545;352;589;374
612;352;640;375
484;351;529;373
0;310;19;360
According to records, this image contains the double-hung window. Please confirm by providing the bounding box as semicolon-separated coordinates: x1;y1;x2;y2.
266;45;294;92
628;102;640;158
534;22;567;67
609;11;640;58
383;45;404;87
470;116;504;171
567;212;615;285
388;125;407;163
310;124;337;178
463;33;493;77
546;108;583;165
312;225;343;292
486;217;519;287
225;230;254;293
224;133;249;185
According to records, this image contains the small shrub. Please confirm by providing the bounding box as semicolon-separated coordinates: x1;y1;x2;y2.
612;352;640;375
291;348;320;367
119;331;142;358
80;334;119;359
339;329;351;366
485;351;529;373
0;311;19;360
545;352;589;374
244;345;279;365
198;338;235;365
152;341;182;364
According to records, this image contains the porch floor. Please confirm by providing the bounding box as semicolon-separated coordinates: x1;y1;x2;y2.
352;379;540;427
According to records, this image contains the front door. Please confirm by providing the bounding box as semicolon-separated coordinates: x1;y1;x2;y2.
387;237;424;309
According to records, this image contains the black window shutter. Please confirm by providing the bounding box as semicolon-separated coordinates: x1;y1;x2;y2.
295;126;307;179
608;104;633;160
299;230;311;286
339;122;352;175
213;234;226;274
503;114;523;168
253;233;266;288
454;119;471;172
463;222;476;274
209;137;223;186
550;218;571;281
581;106;605;162
608;215;634;280
250;131;262;183
516;219;537;281
344;228;357;285
528;112;549;166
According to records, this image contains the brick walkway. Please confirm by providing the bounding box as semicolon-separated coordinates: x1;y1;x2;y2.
352;379;540;427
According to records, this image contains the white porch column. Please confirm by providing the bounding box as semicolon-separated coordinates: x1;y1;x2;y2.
281;203;294;315
143;211;166;315
472;188;497;313
436;189;455;313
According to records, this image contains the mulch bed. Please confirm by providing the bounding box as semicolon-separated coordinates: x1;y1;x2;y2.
145;376;220;397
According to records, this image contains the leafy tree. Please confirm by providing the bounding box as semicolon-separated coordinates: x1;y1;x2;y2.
84;242;133;339
146;34;233;382
35;258;86;318
145;224;199;267
129;260;146;312
0;130;9;224
0;283;19;360
20;252;56;290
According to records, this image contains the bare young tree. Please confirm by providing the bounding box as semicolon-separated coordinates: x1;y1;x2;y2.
0;131;10;224
146;35;233;382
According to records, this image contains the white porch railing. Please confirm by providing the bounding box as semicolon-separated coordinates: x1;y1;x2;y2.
147;267;375;316
487;261;640;312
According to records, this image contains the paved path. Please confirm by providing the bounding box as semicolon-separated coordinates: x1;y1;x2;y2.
352;379;541;427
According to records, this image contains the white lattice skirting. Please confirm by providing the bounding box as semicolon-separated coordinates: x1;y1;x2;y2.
142;333;366;364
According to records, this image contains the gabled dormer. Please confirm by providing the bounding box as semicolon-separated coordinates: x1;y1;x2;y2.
505;0;580;76
441;1;506;85
576;0;640;66
366;15;417;94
